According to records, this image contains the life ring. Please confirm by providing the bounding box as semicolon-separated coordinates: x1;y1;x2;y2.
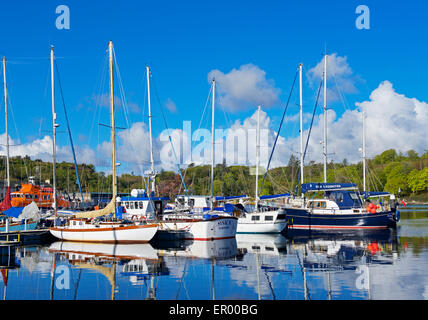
139;215;146;221
131;215;138;221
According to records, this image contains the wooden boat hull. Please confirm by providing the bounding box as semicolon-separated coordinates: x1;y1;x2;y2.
49;223;159;243
159;216;238;241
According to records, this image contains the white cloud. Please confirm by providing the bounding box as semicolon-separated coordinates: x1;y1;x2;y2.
207;64;281;112
3;80;426;179
283;80;428;165
0;134;98;166
165;98;178;113
308;53;360;103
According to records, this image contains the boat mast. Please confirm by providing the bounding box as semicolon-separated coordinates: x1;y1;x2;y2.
2;57;10;188
108;41;117;218
146;66;155;195
50;46;57;216
299;63;304;189
323;53;328;183
255;105;261;212
362;109;366;192
210;79;215;211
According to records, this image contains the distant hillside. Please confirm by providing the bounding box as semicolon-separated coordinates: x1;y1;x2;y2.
1;149;428;202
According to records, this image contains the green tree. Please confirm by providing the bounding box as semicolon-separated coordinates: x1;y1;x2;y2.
383;162;411;194
373;149;397;165
406;150;419;160
408;168;428;193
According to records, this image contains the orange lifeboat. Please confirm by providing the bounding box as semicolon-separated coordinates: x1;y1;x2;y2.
10;183;70;208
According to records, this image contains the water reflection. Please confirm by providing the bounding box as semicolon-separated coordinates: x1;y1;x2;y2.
1;211;428;300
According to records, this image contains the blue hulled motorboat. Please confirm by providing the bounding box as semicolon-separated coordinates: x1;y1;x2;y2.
284;183;400;231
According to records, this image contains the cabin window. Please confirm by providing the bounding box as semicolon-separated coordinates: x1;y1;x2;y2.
320;202;326;208
134;202;138;209
251;215;260;221
43;195;47;200
265;216;273;221
188;199;195;207
34;195;38;199
277;214;286;220
139;202;144;209
130;202;135;209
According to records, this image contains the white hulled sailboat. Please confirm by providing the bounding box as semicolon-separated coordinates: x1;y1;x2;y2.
236;106;287;234
49;41;158;243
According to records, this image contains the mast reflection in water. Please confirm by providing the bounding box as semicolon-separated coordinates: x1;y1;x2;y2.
1;207;428;300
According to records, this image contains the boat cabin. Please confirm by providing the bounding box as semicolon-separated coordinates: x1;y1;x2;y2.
10;183;69;208
302;183;365;214
117;189;169;220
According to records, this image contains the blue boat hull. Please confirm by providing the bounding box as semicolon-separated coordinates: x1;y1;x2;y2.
284;208;397;230
0;221;38;232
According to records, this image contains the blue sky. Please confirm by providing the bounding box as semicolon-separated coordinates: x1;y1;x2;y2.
0;0;427;174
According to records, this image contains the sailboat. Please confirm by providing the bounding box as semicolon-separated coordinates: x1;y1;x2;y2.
0;57;40;231
116;66;170;221
49;41;159;243
158;79;238;240
283;56;398;231
236;106;287;234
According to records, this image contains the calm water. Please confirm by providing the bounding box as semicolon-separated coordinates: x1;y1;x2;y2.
1;206;428;300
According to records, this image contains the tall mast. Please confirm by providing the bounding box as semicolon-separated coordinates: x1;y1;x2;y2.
50;46;57;216
210;79;215;211
108;41;117;218
255;105;261;212
146;66;155;195
362;109;366;192
299;63;304;188
323;53;328;183
2;57;10;188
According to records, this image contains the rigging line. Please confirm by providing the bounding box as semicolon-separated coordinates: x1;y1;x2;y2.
294;78;323;194
260;69;299;195
2;61;30;180
150;70;189;195
181;84;213;192
112;47;136;181
112;46;132;130
332;71;351;112
54;59;84;200
88;52;108;152
220;105;251;196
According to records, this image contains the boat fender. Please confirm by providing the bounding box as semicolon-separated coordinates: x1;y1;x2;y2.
394;210;400;222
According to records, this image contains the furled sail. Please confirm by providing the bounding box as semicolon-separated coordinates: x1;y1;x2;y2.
18;201;42;221
0;187;11;212
74;198;115;219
